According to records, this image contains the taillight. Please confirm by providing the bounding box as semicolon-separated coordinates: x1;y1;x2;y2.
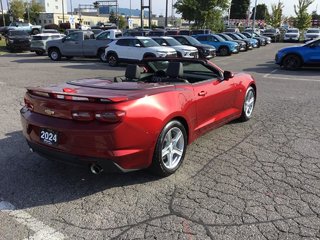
95;111;126;123
72;111;94;121
24;98;34;111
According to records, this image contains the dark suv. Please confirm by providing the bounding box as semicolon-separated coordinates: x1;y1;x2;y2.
262;28;281;42
170;35;216;59
5;30;31;52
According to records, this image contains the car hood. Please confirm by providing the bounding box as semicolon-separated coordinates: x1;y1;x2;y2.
8;36;30;40
27;79;178;103
172;45;197;51
194;43;216;50
148;46;176;52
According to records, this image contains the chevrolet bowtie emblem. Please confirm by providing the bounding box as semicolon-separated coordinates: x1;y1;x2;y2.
44;109;55;115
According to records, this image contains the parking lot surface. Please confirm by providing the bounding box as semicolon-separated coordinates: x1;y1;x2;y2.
1;43;320;240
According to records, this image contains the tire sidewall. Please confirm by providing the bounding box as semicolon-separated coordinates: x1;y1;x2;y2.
151;120;187;176
108;53;118;67
283;55;301;70
241;86;255;121
49;48;61;61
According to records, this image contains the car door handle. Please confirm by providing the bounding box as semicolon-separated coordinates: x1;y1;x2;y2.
198;91;207;96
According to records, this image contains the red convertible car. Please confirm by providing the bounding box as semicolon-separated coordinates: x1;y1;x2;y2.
20;58;256;176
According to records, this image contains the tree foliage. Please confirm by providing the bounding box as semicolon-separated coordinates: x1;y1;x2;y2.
118;15;126;29
10;0;25;20
294;0;314;30
109;10;117;24
230;0;250;19
174;0;228;30
311;10;320;20
251;4;269;20
267;1;284;27
24;0;44;23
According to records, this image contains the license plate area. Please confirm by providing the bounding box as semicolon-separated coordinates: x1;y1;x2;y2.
40;128;58;145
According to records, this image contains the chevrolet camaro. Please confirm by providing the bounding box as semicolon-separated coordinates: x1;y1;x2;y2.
20;58;256;176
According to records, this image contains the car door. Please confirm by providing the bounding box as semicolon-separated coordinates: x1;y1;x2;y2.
305;40;320;63
82;33;97;56
189;63;238;133
61;32;83;56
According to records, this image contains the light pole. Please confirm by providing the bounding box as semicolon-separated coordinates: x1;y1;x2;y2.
252;0;258;37
62;0;65;23
0;0;5;26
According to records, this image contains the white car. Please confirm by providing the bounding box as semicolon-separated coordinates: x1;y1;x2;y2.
30;33;64;55
283;28;300;42
304;28;320;42
151;36;199;58
105;36;177;67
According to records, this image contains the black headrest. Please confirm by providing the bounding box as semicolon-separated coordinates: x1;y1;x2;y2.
166;62;183;78
125;64;141;79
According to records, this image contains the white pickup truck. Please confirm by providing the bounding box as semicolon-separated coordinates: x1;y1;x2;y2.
46;30;122;61
7;22;42;35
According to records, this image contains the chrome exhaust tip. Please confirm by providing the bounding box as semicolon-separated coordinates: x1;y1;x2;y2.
90;164;103;175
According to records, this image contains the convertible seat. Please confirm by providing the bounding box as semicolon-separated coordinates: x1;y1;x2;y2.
165;62;188;83
114;64;141;82
125;64;141;81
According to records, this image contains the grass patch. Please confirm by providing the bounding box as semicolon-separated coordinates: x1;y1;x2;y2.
0;38;8;55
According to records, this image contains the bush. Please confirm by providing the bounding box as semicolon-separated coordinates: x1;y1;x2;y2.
59;22;70;30
44;24;59;30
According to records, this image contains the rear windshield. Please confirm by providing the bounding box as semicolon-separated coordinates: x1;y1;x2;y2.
287;29;298;33
307;29;320;33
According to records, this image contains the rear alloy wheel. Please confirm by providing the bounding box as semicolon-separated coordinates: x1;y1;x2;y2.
48;48;61;61
149;120;187;177
239;86;255;122
282;54;302;70
108;53;118;67
99;49;107;62
219;46;229;56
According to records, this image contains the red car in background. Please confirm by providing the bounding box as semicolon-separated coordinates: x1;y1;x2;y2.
20;58;256;176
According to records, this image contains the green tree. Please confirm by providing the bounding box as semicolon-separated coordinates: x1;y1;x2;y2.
24;0;44;23
175;0;228;29
10;0;25;20
109;9;116;24
294;0;314;30
267;1;284;27
311;10;320;20
251;4;269;20
230;0;250;19
118;15;126;29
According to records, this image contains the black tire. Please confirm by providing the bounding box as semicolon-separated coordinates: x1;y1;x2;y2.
48;48;61;61
219;46;230;56
107;53;118;67
149;120;187;177
35;50;45;56
31;29;40;35
282;54;302;70
239;86;255;122
98;49;107;62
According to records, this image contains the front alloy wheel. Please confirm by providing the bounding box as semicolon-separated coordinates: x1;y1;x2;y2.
282;54;302;70
239;86;255;122
48;48;61;61
108;53;118;67
150;120;187;176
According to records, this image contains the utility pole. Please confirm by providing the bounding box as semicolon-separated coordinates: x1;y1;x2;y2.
165;0;168;27
0;0;5;26
252;0;257;37
62;0;65;23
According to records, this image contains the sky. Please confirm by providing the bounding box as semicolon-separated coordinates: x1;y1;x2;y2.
2;0;319;17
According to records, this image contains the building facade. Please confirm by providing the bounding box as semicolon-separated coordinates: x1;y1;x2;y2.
37;0;68;15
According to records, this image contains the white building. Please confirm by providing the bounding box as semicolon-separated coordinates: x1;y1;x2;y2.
37;0;68;14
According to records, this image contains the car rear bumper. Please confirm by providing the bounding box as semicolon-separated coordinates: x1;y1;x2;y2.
20;108;154;171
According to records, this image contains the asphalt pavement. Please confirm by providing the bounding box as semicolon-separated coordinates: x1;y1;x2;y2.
1;43;320;240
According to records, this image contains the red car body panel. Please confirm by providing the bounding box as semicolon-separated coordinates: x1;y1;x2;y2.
20;59;256;171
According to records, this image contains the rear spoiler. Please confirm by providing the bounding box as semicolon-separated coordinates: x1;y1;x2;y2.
26;87;128;103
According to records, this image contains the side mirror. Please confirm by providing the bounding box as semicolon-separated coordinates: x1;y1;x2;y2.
61;37;66;42
161;43;167;46
223;71;234;80
135;44;141;47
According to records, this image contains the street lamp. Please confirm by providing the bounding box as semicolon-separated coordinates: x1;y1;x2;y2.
252;0;258;37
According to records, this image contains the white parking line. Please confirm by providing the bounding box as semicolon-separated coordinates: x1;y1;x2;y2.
263;69;278;78
265;76;320;82
0;201;65;240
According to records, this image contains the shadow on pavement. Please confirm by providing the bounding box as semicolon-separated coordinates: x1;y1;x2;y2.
0;130;160;210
